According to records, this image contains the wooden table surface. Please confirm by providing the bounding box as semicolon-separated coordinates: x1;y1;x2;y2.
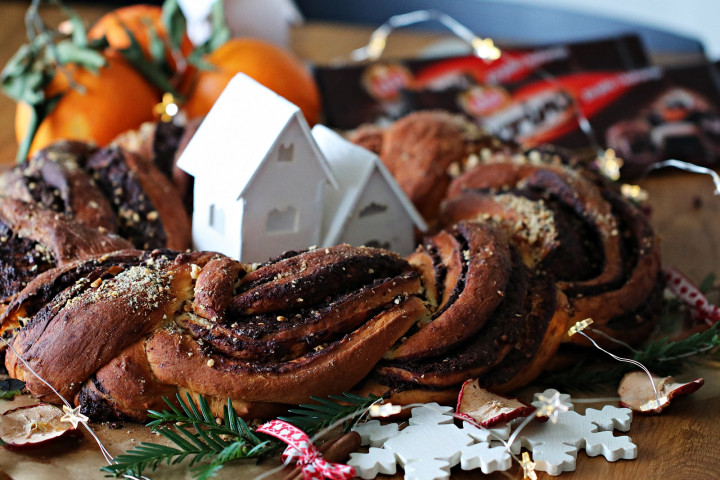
0;2;719;480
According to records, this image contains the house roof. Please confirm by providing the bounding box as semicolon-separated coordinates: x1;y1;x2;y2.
176;74;337;200
312;125;427;247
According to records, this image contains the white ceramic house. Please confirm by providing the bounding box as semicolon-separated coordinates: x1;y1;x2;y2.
313;125;427;256
177;74;338;262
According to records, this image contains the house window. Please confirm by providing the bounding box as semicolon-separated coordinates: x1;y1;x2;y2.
277;143;294;162
209;204;225;234
358;202;388;217
266;206;298;234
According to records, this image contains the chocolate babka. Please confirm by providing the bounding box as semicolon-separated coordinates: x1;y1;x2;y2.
360;222;568;405
351;110;514;223
112;119;199;213
0;141;116;232
0;140;191;251
0;196;131;314
2;245;428;420
0;109;664;421
441;153;662;346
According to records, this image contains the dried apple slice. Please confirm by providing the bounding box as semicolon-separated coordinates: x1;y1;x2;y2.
0;404;81;450
618;371;704;414
456;379;535;427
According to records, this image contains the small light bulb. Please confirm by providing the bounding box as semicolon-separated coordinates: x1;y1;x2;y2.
595;149;623;181
60;405;89;429
520;451;538;480
369;403;401;418
568;318;593;336
639;395;669;412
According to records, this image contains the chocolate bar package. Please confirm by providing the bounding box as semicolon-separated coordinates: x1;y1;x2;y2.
463;62;720;178
314;35;648;129
602;63;720;177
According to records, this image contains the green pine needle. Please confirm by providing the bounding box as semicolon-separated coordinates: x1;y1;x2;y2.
280;392;382;435
102;392;382;479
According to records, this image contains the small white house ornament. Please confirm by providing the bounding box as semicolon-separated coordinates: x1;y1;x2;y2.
177;74;339;262
178;74;426;262
313;125;427;256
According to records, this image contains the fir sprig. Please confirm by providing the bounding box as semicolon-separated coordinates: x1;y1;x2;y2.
101;391;382;479
281;392;383;435
101;393;276;478
543;322;720;391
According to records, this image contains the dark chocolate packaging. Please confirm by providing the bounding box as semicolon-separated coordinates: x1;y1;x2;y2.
314;35;649;130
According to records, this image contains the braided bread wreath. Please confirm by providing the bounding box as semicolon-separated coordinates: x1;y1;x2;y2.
1;111;661;421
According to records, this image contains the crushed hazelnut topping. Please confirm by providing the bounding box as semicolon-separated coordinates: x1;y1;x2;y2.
190;264;202;279
207;359;215;367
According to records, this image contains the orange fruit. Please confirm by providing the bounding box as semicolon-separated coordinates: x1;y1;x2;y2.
87;4;192;73
182;38;321;125
15;53;160;157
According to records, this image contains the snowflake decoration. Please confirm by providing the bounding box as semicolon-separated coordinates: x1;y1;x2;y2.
348;403;511;480
510;389;636;476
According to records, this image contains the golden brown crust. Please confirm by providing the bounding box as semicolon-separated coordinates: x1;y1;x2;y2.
230;245;407;315
6;250;198;400
368;222;567;403
74;341;178;422
0;197;132;312
447;159;624;293
0;197;131;266
120;149;192;251
4;245;428;420
146;296;427;404
192;256;245;322
381;111;468;222
443;157;661;346
386;223;513;360
347;123;385;155
0;141;117;233
184;272;422;362
441;192;558;268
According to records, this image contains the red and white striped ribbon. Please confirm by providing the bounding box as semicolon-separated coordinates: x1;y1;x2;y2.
257;420;355;480
663;267;720;326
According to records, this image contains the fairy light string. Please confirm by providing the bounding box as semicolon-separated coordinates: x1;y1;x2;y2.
350;10;500;63
648;159;720;195
344;8;612;167
568;318;663;412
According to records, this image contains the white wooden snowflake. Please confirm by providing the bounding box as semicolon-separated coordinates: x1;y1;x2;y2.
348;403;511;480
510;389;637;476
